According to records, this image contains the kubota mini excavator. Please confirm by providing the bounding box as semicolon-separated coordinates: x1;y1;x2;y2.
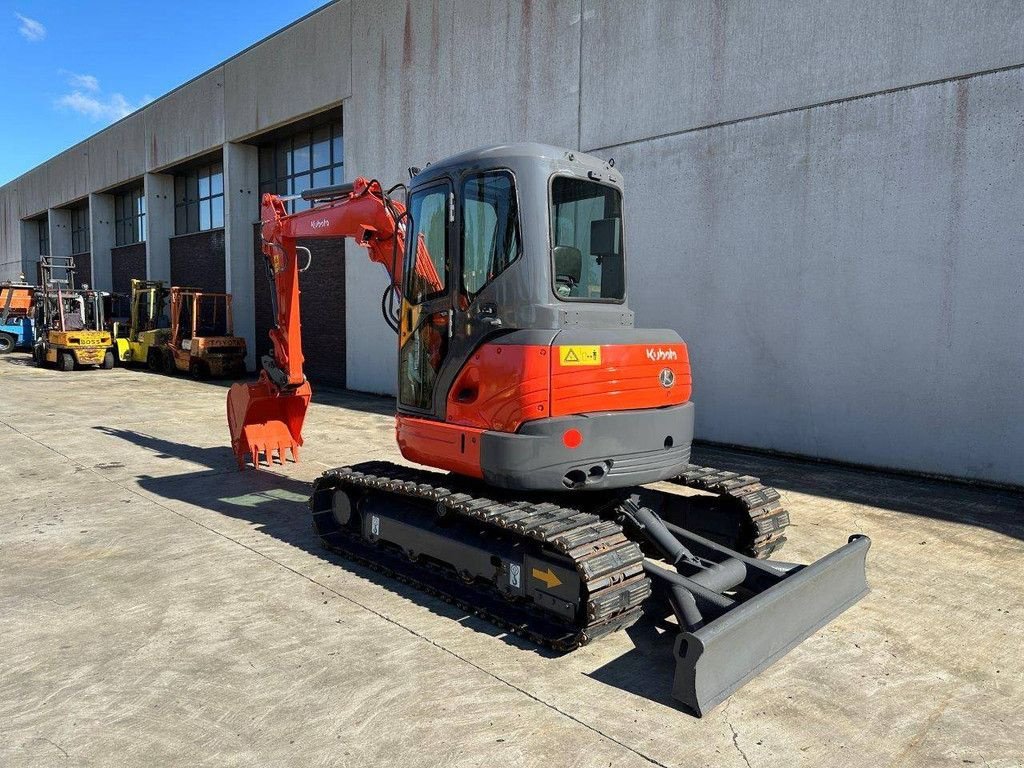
227;144;869;715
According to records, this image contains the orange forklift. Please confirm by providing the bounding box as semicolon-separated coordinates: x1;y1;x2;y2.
161;287;246;379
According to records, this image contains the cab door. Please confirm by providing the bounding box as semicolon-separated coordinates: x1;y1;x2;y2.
398;180;453;417
453;169;521;356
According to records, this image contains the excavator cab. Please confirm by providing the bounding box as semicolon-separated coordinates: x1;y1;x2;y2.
389;146;694;491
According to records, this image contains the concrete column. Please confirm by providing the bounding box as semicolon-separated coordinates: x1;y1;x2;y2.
223;142;259;371
48;208;72;258
20;220;40;282
47;208;73;285
89;193;116;292
144;172;174;283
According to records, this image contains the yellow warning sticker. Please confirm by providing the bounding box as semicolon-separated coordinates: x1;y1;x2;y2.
558;345;601;366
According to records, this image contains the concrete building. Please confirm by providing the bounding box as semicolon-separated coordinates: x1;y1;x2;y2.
2;0;1022;487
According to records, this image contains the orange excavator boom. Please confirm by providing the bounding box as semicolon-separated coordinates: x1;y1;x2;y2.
227;177;435;468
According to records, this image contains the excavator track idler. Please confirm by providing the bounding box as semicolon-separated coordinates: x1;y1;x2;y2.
665;463;792;559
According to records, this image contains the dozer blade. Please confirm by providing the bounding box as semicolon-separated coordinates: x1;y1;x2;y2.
226;374;312;469
670;534;870;716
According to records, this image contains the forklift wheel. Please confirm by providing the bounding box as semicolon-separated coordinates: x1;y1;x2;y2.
190;360;209;381
58;352;75;372
163;349;176;375
147;349;163;373
33;346;44;366
102;351;115;370
0;333;14;354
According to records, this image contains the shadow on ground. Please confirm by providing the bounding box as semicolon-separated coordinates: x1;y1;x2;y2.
691;442;1024;544
0;352;41;368
96;426;561;657
94;416;1023;715
96;425;692;710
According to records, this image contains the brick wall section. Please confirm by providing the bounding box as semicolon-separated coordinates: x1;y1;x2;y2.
73;252;91;287
252;224;346;387
170;229;226;293
111;243;146;296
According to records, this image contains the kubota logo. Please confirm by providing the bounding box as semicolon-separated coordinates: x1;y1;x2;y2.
310;218;330;230
646;348;678;362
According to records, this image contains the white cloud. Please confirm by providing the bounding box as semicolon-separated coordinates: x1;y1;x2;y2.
15;12;45;42
61;70;100;92
55;90;150;122
53;68;153;125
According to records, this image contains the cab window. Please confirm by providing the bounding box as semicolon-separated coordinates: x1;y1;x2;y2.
461;171;520;302
405;185;449;304
550;176;625;301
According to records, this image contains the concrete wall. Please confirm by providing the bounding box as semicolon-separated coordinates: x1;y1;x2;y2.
224;143;260;370
344;0;583;395
1;0;1022;486
616;68;1024;485
224;0;351;139
340;0;1024;486
580;0;1024;149
88;193;115;292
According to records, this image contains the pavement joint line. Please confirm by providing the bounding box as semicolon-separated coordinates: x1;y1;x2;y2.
1;414;672;768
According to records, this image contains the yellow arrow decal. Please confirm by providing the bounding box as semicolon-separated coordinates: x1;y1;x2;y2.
531;567;562;589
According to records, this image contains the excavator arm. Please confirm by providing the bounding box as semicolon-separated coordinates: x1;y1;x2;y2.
228;176;439;468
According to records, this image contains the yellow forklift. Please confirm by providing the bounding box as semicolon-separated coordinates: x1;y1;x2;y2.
162;286;246;379
113;278;170;370
32;257;114;371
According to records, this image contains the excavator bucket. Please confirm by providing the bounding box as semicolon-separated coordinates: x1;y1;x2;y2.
227;375;312;469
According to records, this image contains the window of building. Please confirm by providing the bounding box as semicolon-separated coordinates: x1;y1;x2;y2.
114;186;146;246
258;119;343;213
38;219;49;257
174;162;225;235
70;205;90;254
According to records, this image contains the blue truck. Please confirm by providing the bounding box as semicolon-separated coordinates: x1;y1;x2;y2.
0;316;34;353
0;282;35;353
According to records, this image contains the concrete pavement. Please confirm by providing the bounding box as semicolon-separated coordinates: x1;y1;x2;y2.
1;354;1021;767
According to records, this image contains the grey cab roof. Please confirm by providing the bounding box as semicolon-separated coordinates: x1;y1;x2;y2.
410;143;624;190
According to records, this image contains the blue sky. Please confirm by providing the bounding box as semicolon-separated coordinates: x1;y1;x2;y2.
1;0;329;185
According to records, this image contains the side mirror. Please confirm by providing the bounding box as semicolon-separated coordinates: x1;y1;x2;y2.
590;218;619;257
